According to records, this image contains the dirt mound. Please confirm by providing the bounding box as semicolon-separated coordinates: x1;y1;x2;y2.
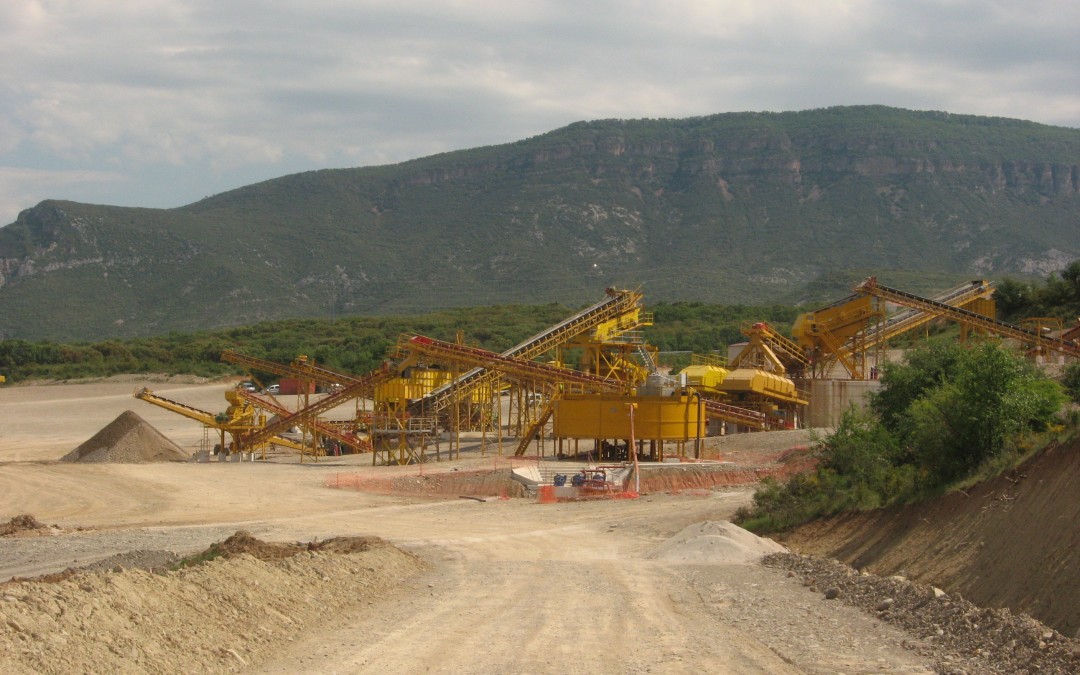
0;535;426;673
783;436;1080;636
211;530;306;560
194;531;390;565
646;520;786;564
0;515;47;537
61;409;190;463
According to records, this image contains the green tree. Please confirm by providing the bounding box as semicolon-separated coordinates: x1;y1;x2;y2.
871;340;963;437
820;406;912;506
992;277;1033;322
903;341;1065;481
1063;362;1080;404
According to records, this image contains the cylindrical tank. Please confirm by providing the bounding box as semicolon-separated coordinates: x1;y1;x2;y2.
553;393;704;440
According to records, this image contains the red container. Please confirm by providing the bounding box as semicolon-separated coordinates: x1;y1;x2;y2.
278;378;316;395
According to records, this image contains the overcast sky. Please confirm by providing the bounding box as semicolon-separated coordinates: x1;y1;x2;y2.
2;0;1078;226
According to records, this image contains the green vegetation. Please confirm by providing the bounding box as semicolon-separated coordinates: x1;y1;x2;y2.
2;105;1080;341
0;300;798;383
994;259;1080;323
169;545;226;570
735;339;1068;533
1063;362;1080;404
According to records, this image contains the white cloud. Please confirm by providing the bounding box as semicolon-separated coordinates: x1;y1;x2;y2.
0;0;1078;225
0;167;128;224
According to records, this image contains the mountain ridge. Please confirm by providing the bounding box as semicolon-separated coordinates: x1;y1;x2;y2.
2;105;1079;341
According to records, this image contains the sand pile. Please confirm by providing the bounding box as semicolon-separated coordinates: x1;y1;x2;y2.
646;520;787;564
61;410;190;463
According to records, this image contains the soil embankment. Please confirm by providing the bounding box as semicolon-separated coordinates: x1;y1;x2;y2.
0;533;426;674
784;437;1080;636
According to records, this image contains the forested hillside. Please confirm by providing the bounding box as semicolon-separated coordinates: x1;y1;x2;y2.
2;105;1079;341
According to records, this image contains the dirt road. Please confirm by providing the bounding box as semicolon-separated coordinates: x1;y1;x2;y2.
0;381;936;672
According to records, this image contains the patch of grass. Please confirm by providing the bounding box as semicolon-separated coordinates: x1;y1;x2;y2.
169;544;226;570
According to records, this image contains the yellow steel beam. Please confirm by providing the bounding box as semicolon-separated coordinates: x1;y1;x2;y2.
838;280;996;362
238;364;395;450
854;277;1080;359
407;334;771;430
513;395;560;456
134;387;230;428
411;288;645;416
235;389;371;453
221;350;359;387
133;387;303;454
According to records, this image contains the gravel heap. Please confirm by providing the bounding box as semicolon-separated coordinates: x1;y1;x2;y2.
763;552;1080;674
61;410;189;463
646;520;787;564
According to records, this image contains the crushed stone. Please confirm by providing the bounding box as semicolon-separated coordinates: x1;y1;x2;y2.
61;410;190;463
763;552;1080;675
646;520;787;564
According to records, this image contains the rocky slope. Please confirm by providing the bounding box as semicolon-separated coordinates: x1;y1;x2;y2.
782;435;1080;638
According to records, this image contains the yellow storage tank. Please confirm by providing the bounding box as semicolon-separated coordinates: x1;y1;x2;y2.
553;393;705;441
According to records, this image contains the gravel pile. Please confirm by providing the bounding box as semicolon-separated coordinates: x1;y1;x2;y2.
646;520;787;564
61;410;189;463
763;552;1080;674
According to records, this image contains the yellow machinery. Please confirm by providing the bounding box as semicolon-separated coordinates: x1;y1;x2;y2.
220;350;374;456
854;277;1080;360
133;386;307;458
730;321;811;375
561;296;655;385
237;364;396;457
402;334;774;462
793;294;882;379
678;323;808;428
407;288;646;419
678;355;729;393
553;392;705;461
211;288;773;466
213;289;651;466
794;279;998;379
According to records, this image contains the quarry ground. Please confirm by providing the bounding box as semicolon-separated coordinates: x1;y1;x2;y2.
0;379;1077;673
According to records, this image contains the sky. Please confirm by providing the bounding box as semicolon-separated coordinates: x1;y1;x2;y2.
2;0;1079;226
